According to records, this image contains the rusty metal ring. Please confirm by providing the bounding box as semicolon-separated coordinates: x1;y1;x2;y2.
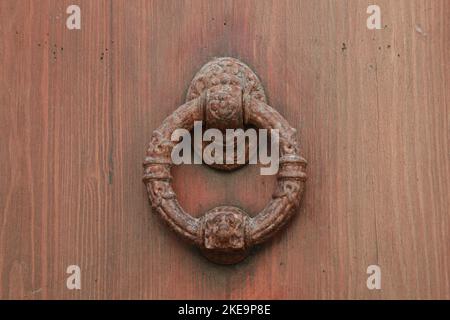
143;57;307;264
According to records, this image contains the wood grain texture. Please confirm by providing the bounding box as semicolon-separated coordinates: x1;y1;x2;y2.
0;0;449;299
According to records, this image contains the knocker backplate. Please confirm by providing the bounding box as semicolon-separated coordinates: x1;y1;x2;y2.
185;57;267;171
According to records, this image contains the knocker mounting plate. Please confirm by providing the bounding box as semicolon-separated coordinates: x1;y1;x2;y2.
187;57;267;171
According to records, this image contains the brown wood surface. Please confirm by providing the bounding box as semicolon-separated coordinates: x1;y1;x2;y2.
0;0;449;299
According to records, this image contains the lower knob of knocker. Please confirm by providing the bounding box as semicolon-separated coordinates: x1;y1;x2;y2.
200;206;250;264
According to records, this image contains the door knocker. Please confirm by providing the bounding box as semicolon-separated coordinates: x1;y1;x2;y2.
143;57;307;264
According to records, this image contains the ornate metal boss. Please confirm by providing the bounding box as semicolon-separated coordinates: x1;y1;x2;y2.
143;57;307;264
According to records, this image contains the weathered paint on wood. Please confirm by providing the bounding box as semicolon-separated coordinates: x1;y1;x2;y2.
0;0;449;299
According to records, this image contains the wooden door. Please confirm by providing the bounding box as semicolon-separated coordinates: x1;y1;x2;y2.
1;0;449;299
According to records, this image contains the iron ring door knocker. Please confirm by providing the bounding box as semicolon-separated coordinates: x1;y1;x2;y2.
143;57;307;264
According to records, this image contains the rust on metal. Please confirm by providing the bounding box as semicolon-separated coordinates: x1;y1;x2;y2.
143;57;307;264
